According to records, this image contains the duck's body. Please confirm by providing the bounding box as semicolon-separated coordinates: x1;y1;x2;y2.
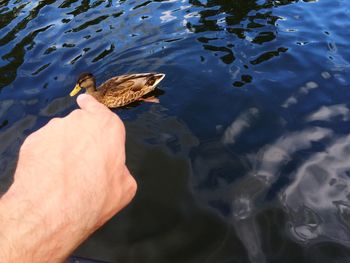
70;72;165;108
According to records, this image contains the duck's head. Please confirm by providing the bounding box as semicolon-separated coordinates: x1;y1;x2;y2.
70;72;96;97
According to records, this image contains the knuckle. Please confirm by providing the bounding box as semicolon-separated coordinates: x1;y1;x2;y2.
21;133;35;149
129;176;137;196
101;112;125;137
124;168;137;196
112;115;126;134
20;129;41;152
121;176;137;204
69;109;83;119
48;117;61;125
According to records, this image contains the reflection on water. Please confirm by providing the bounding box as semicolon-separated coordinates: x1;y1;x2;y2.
1;0;350;262
283;133;350;246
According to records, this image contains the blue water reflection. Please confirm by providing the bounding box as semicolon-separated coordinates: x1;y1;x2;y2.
1;0;350;262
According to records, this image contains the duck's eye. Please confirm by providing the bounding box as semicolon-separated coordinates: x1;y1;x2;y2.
79;78;88;85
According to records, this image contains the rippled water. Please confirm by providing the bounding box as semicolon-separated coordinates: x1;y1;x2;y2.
1;0;350;262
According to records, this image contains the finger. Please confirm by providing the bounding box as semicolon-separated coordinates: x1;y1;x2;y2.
77;94;109;114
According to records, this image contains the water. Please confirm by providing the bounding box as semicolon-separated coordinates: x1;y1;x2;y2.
1;0;350;262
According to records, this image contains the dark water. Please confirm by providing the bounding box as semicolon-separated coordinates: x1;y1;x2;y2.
1;0;350;262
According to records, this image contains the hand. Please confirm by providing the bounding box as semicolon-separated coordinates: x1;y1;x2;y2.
0;94;137;262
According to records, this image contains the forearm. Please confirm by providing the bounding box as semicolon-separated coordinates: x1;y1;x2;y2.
0;182;85;263
0;190;47;262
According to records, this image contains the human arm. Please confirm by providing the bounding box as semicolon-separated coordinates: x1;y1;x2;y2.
0;94;137;262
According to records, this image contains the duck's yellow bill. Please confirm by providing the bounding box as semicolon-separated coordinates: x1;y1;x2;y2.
70;84;81;97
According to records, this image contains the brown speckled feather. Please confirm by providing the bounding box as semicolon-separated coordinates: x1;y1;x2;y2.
91;73;165;108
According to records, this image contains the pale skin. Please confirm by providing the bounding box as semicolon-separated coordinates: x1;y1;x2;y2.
0;94;137;262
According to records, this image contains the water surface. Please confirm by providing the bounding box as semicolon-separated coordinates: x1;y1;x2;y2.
1;0;350;262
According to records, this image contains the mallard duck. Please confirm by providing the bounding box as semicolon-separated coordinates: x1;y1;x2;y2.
69;72;165;108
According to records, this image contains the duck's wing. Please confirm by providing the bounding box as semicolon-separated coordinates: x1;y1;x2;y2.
98;73;161;96
98;75;130;95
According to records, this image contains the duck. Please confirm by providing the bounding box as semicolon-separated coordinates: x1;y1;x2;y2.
69;72;165;108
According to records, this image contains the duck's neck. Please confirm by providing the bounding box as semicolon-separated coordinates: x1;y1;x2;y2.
86;85;97;95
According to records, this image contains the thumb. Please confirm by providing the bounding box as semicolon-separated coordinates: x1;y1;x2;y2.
77;94;108;113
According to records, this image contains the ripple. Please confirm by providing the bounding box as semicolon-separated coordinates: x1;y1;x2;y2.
0;24;53;88
254;127;333;184
91;43;115;63
250;47;288;65
1;0;350;261
306;104;350;122
282;134;350;246
66;14;109;33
